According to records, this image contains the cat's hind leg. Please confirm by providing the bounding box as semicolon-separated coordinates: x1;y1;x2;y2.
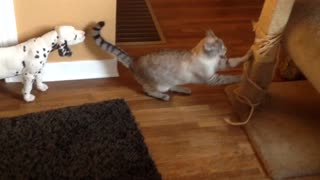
145;91;170;101
143;85;170;101
169;86;192;95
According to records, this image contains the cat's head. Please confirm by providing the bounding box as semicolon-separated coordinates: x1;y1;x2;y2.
192;30;227;60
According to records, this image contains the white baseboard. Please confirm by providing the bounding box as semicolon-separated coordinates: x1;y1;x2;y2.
5;59;119;83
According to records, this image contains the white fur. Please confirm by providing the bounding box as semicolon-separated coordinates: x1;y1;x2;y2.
0;26;85;102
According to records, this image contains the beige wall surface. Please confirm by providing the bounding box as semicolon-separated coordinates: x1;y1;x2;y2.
14;0;115;62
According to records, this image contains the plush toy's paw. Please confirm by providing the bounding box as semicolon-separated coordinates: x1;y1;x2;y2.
37;83;48;92
24;94;35;102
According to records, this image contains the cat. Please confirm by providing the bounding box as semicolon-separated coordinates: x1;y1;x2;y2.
92;21;252;101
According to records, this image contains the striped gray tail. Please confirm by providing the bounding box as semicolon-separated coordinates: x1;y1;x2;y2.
92;21;133;69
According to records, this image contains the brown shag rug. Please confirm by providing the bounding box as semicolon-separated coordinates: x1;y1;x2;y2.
0;99;161;180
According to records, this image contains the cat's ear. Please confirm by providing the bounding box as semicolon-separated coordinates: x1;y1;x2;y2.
203;38;217;52
206;30;216;38
203;37;225;55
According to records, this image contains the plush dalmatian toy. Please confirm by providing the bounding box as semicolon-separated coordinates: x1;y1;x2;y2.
0;26;85;102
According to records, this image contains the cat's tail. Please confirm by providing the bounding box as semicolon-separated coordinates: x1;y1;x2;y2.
92;21;133;69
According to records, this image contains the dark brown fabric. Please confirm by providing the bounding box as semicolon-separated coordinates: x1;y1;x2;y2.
0;99;161;180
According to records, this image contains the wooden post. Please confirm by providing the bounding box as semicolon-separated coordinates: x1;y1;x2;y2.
238;0;295;105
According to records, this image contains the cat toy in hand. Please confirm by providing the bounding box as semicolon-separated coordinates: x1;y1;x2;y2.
92;21;251;101
0;26;85;102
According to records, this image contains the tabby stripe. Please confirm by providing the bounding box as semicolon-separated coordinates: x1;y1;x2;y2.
93;34;100;40
100;39;104;47
118;53;127;59
101;43;108;51
107;44;113;52
95;38;102;45
92;27;101;31
110;45;115;52
92;21;133;69
113;49;121;56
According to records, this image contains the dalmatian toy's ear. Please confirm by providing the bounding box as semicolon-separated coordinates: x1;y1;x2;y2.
55;26;72;57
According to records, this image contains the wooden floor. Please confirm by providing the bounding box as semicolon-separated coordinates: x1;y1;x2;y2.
0;0;270;179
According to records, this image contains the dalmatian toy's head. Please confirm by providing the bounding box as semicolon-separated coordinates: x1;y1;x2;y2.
54;26;86;57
